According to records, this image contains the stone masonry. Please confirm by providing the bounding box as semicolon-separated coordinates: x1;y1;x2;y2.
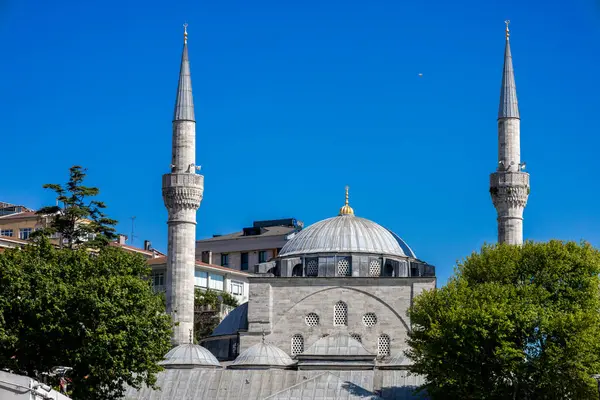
490;22;529;245
162;27;204;346
240;277;436;358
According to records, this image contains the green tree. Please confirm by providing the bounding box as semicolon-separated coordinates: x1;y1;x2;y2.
0;238;172;400
34;165;117;249
194;289;239;341
407;240;600;400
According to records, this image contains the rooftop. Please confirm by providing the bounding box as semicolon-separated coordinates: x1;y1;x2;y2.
148;256;254;277
198;218;302;243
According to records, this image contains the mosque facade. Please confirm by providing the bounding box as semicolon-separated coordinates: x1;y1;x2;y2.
124;21;526;400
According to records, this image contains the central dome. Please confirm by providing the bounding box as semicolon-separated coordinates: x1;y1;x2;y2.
279;214;416;258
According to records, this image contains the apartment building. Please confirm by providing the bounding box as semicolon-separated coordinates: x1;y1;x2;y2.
195;218;303;272
148;257;252;305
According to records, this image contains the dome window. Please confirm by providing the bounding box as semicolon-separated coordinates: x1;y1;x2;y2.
362;313;378;327
292;264;303;277
306;259;319;276
291;334;304;355
337;258;351;276
305;313;319;327
378;334;391;357
369;259;381;276
350;333;362;343
334;301;348;326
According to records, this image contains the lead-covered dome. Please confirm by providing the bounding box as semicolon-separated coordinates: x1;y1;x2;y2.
229;342;295;369
159;343;221;369
279;214;416;258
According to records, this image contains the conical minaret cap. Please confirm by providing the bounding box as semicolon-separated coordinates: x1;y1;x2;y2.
173;24;195;122
498;20;519;119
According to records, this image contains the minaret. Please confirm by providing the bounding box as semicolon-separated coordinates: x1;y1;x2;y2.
490;21;530;245
162;24;204;345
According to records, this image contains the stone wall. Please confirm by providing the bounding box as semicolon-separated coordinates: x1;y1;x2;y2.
241;277;436;357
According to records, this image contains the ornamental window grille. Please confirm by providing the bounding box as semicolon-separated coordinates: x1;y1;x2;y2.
369;259;381;276
337;258;350;276
306;259;319;276
334;301;348;326
362;313;378;327
378;334;391;357
350;333;362;343
291;334;304;355
305;313;319;327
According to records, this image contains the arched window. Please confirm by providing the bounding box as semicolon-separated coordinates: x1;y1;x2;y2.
306;259;319;276
369;259;381;277
350;333;362;343
384;263;395;277
292;264;303;277
305;313;319;327
334;301;348;326
291;334;304;355
378;334;391;357
267;266;280;276
337;258;351;276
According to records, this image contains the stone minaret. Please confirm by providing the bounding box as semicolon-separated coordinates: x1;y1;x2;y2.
162;24;204;345
490;21;530;245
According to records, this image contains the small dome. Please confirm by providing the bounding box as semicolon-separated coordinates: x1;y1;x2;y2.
159;343;221;369
303;333;373;356
211;302;248;337
229;342;295;369
279;215;415;258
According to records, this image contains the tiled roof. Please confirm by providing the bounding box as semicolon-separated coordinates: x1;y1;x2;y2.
0;211;38;220
0;235;29;244
109;242;165;257
147;256;253;277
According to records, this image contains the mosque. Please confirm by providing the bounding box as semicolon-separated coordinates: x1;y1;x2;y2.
124;21;529;400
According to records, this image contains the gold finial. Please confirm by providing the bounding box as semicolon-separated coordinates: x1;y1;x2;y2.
183;23;188;44
505;20;510;41
339;186;355;216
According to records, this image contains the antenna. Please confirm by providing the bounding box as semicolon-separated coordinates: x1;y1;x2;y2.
130;216;136;246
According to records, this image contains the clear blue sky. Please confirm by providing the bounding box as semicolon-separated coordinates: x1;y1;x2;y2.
2;0;599;285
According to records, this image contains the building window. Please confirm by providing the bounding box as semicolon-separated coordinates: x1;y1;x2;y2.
362;313;378;327
306;259;318;276
292;264;303;277
194;270;208;287
350;333;362;343
152;272;164;287
337;258;350;276
378;334;391;357
258;250;267;263
291;334;304;355
241;252;249;271
221;254;229;267
305;313;319;327
230;281;243;295
19;228;32;240
209;274;224;291
369;259;381;277
0;229;13;237
334;301;348;326
384;262;395;277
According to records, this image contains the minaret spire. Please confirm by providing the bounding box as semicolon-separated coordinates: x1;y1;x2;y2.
173;23;195;122
162;24;205;346
490;21;530;245
498;20;519;119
